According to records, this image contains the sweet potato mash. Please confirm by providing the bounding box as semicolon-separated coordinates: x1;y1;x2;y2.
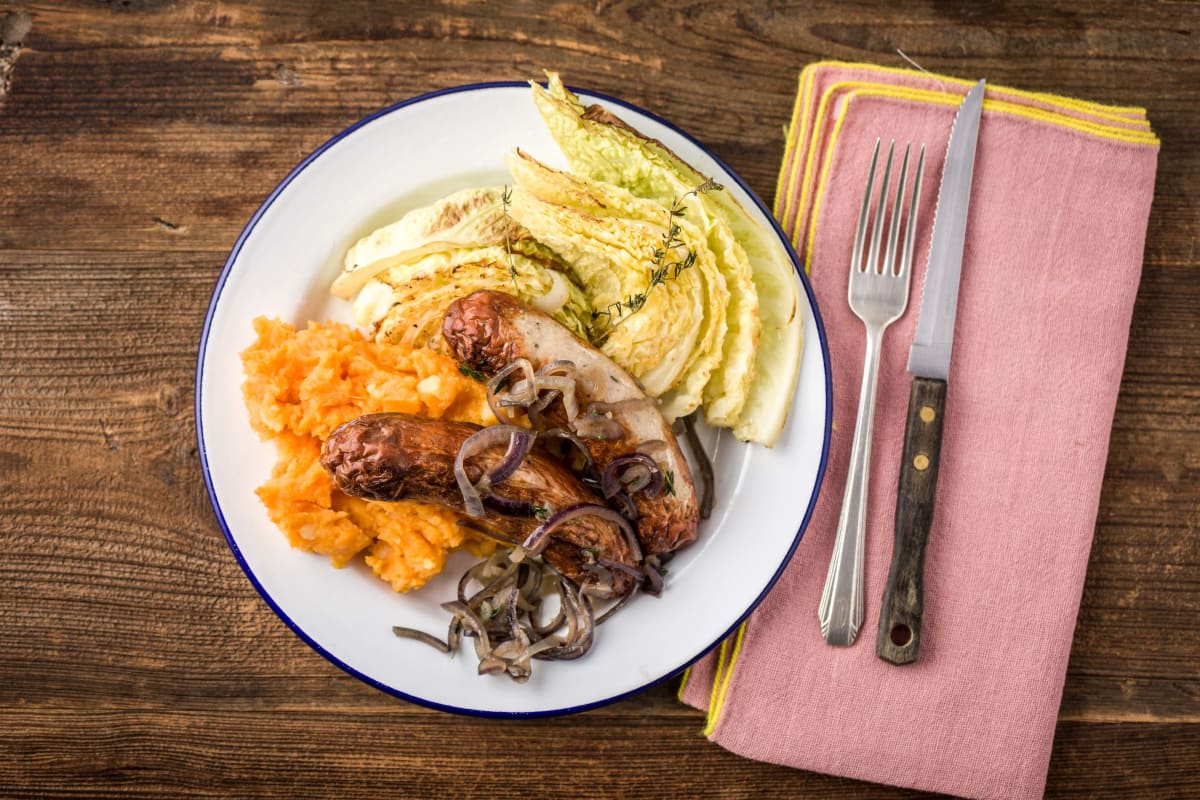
241;316;495;591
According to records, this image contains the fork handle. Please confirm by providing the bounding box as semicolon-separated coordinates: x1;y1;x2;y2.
818;325;885;646
876;377;946;664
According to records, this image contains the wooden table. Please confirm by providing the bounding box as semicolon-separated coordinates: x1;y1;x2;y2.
2;2;1196;797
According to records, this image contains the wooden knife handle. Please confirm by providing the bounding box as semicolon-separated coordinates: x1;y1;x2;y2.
876;377;947;665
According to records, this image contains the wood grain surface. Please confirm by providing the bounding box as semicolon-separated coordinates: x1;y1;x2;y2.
1;1;1197;797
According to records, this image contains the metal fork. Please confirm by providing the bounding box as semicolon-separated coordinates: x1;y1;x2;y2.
818;139;925;646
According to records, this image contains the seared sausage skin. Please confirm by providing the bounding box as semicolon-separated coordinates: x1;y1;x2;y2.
320;412;637;595
442;290;700;556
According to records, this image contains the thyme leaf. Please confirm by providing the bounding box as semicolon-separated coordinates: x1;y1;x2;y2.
591;177;724;343
458;364;486;382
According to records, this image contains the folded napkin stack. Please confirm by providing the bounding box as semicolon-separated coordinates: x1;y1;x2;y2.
679;62;1159;799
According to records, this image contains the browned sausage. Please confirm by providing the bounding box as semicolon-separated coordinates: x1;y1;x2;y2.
320;412;638;595
442;290;700;556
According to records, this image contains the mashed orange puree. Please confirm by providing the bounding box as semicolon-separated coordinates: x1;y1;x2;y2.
241;316;496;591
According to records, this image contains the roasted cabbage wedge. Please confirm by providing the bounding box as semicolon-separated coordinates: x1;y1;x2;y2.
353;246;592;350
531;72;803;446
333;187;527;300
507;176;705;398
333;186;592;347
506;150;727;419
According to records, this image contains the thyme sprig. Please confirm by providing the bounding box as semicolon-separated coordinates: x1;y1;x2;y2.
501;185;519;290
591;178;723;342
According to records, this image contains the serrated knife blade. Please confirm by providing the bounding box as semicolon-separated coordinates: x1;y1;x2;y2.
876;80;985;665
907;79;986;380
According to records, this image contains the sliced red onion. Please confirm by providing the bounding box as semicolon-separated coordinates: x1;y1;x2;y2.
597;556;645;582
538;428;595;474
579;566;614;600
679;411;714;519
454;424;532;517
502;585;522;642
486;358;535;420
486;358;585;429
440;600;493;658
538;360;578;378
503;379;537;405
636;439;669;456
601;453;664;499
595;589;636;625
530;269;570;315
482;494;534;517
571;413;624;440
521;503;643;566
531;604;565;636
453;465;486;518
609;490;638;521
526;403;550;429
464;562;521;609
486;428;535;485
519;634;569;660
517;562;540;601
624;469;653;494
521;362;570;427
493;635;530;661
454;517;507;540
530;360;579;423
391;626;451;653
533;375;579;420
641;560;665;596
457;567;477;604
535;578;594;661
401;548;600;681
477;656;507;675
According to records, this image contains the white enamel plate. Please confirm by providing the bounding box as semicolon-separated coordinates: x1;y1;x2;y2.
196;82;831;717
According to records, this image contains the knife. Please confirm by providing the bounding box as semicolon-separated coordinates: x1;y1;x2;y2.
876;79;985;665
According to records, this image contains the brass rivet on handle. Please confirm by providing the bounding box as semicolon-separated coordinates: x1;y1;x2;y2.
919;405;936;423
913;453;930;471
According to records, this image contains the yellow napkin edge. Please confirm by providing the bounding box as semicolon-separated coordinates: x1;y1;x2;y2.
775;61;1158;225
703;622;748;736
804;60;1150;120
677;620;751;737
778;82;1159;260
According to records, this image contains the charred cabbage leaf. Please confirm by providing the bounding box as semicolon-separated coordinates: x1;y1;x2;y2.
506;149;726;418
333;187;591;347
531;72;802;447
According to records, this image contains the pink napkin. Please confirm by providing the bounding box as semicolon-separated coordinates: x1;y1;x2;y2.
680;62;1159;799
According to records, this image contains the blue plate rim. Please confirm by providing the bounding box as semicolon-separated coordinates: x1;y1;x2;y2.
194;79;833;719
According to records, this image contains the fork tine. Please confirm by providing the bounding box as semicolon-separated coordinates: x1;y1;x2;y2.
884;143;912;276
851;139;881;273
900;145;927;277
866;141;896;273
